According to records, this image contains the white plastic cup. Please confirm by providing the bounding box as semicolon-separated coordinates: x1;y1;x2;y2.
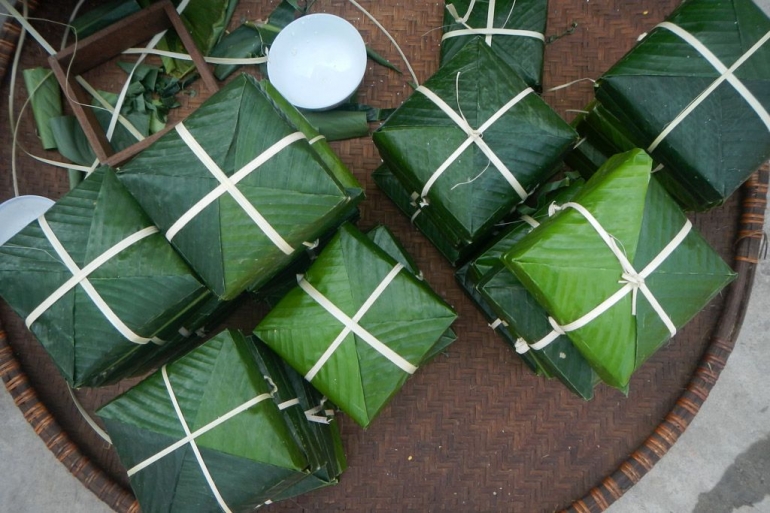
267;13;367;111
0;195;55;246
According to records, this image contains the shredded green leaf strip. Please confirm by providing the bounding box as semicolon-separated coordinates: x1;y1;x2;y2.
23;68;62;150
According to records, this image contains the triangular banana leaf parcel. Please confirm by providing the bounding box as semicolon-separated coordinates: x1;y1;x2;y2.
503;149;736;389
254;223;458;428
594;0;770;211
0;167;208;388
440;0;548;89
373;38;577;249
98;329;337;512
118;74;364;300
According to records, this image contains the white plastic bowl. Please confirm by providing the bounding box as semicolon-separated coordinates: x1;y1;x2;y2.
0;195;55;246
267;14;367;111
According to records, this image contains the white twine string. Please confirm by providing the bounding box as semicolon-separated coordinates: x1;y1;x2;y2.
346;0;419;85
442;27;545;42
647;22;770;153
444;0;541;44
68;384;112;444
298;263;418;381
415;74;532;202
519;214;540;229
166;123;303;255
0;0;55;54
304;398;333;424
27;217;162;345
516;202;691;353
278;396;333;424
547;77;595;93
127;366;273;481
122;47;268;65
488;318;508;329
163;366;231;512
101;0;191;151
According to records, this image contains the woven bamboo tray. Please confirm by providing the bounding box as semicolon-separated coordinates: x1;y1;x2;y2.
0;1;767;512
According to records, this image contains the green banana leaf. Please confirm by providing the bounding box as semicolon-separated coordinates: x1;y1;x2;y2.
440;0;547;89
210;23;263;80
70;0;141;38
477;263;599;399
111;291;247;382
565;103;620;179
248;206;361;308
0;168;209;387
503;149;736;389
250;337;346;500
365;224;458;362
594;0;770;211
156;0;238;78
455;264;541;374
373;38;577;248
23;67;62;150
455;176;600;398
254;223;457;428
117;74;364;300
97;329;318;511
301;110;370;141
372;164;475;265
50;115;97;166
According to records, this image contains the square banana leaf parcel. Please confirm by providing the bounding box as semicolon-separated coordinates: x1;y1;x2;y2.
455;175;599;399
254;223;458;428
0;167;209;388
373;38;578;248
249;337;346;501
97;329;344;512
372;163;480;266
503;149;736;389
440;0;548;90
594;0;770;211
118;73;364;300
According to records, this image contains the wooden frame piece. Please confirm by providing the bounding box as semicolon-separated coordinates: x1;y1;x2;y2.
48;0;219;167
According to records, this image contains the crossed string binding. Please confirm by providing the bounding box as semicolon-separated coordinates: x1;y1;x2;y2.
298;262;419;382
443;0;545;46
514;201;691;354
646;22;770;152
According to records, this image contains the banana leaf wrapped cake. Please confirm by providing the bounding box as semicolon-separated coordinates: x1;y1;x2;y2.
254;223;457;428
97;329;346;513
440;0;548;90
372;164;472;265
118;73;364;300
590;0;770;210
373;38;577;261
456;176;599;399
0;168;209;388
503;149;735;389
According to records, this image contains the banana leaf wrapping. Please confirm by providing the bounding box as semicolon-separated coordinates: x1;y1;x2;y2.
373;38;577;254
593;0;770;211
503;149;736;389
565;101;638;179
0;167;209;388
118;74;364;300
364;224;458;362
372;164;475;265
97;329;345;512
254;223;458;428
440;0;548;90
456;176;599;399
249;337;346;500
